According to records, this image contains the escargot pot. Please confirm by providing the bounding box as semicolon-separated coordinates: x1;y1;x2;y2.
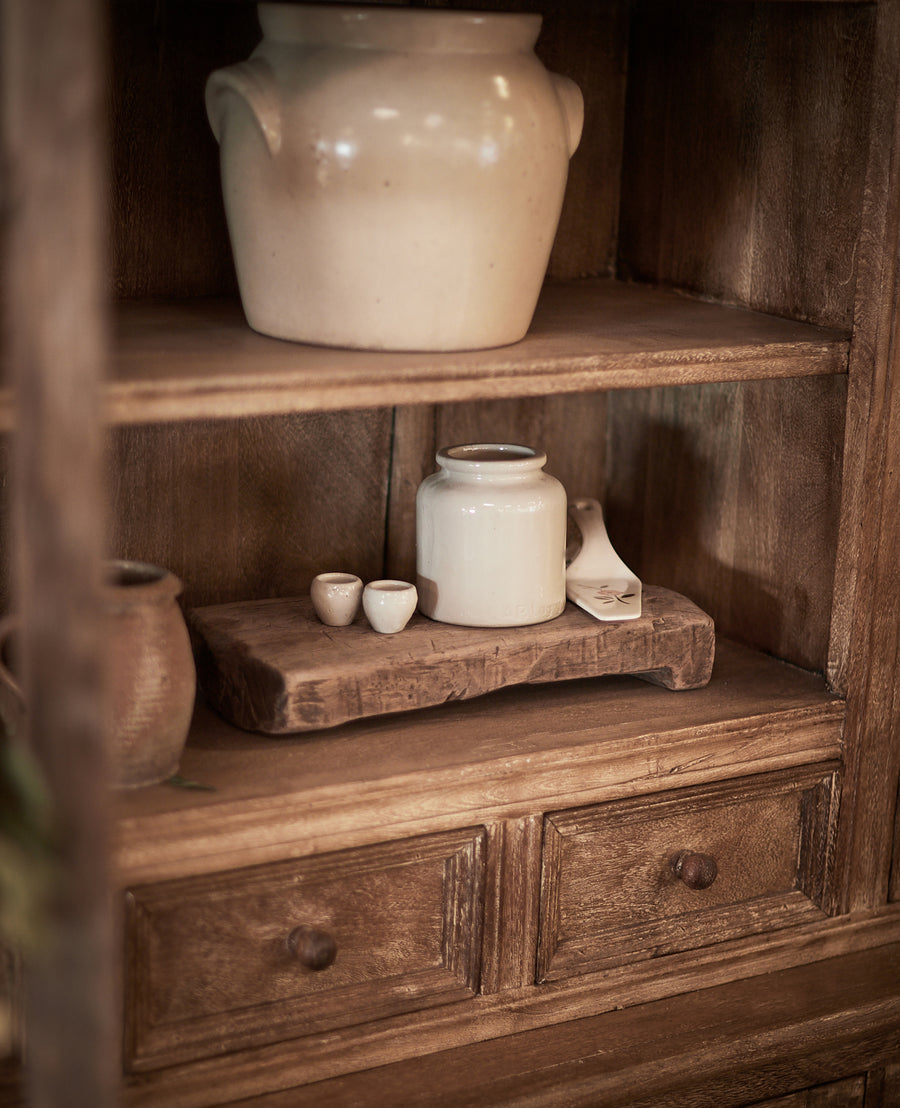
416;443;568;627
205;4;584;352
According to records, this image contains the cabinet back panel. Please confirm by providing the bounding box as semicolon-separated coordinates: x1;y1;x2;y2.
532;0;630;280
606;375;846;673
106;398;606;609
619;0;875;329
107;412;393;609
110;0;259;298
434;395;609;499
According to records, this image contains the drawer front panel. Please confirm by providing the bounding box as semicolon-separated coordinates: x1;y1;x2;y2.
537;766;838;982
126;827;485;1070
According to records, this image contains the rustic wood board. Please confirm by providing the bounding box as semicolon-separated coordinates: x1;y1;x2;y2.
0;280;848;429
189;586;714;735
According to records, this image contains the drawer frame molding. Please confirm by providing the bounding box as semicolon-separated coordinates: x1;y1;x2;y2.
536;764;841;982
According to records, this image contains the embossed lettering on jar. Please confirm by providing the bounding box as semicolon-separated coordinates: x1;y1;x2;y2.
416;444;568;627
205;4;584;351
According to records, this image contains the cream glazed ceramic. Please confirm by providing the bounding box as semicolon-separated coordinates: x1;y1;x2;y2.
310;571;363;626
416;444;568;627
205;4;584;351
566;497;642;620
363;580;418;634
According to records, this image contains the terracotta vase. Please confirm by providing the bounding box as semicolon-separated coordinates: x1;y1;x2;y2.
0;561;196;789
205;3;584;351
416;444;568;627
103;561;196;788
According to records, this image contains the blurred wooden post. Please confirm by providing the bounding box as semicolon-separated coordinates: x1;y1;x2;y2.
1;0;116;1105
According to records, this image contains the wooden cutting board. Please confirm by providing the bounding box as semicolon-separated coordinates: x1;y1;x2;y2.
189;586;715;735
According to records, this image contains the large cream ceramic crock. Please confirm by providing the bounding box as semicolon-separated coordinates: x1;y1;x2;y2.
205;4;583;351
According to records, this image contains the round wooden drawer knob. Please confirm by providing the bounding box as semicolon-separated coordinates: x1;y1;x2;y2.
287;925;337;971
672;851;718;890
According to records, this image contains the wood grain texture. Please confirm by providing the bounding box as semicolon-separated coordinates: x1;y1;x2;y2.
0;281;850;430
479;817;544;994
893;806;900;905
872;1063;900;1108
747;1077;866;1108
107;411;393;609
744;1076;864;1108
536;766;839;982
606;375;845;673
110;638;842;887
121;932;900;1107
826;0;900;915
384;405;435;583
536;0;629;280
89;282;849;427
109;0;257;298
2;0;118;1105
619;1;874;329
124;828;485;1071
189;586;715;734
828;0;900;697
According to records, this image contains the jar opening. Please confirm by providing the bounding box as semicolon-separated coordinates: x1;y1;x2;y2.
103;560;183;605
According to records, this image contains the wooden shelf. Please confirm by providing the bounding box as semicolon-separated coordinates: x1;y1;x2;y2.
113;638;844;886
0;279;847;429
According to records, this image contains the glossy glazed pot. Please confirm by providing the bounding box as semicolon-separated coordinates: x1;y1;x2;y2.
416;444;567;627
205;4;583;351
363;580;418;634
0;561;196;789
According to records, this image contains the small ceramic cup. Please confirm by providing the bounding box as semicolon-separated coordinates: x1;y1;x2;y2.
310;572;363;627
363;580;418;634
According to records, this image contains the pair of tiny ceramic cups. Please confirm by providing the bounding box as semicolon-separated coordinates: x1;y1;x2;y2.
311;572;418;634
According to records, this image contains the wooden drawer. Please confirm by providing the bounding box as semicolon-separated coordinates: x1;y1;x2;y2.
537;766;839;982
125;827;485;1070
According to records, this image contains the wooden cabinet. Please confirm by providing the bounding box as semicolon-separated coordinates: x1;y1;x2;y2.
3;0;900;1106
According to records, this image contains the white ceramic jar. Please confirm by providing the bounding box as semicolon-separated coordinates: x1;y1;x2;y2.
205;4;583;351
416;444;567;627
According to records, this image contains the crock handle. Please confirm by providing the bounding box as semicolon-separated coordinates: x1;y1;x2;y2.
550;73;584;159
205;58;282;157
0;616;26;741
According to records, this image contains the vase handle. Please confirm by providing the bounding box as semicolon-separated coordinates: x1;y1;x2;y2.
550;73;584;159
205;58;282;157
